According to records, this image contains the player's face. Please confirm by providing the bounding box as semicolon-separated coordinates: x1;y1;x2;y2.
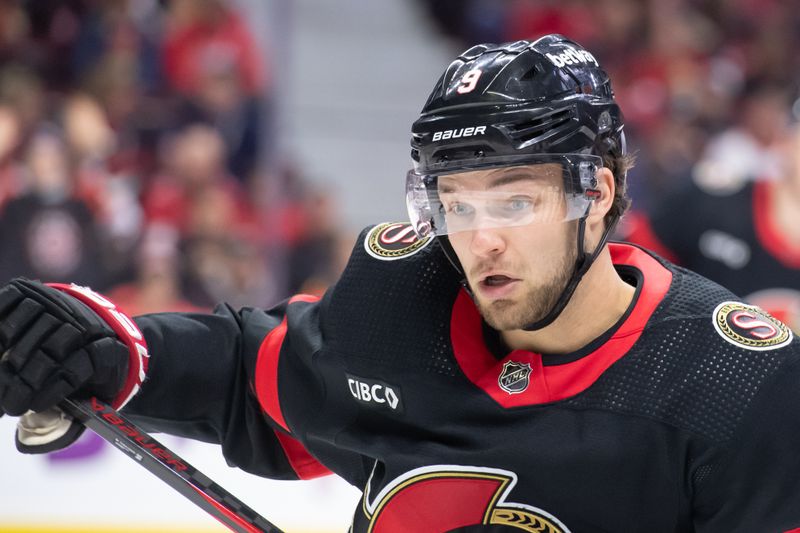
444;165;577;331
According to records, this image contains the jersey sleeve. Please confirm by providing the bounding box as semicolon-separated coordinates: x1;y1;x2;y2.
123;293;361;483
692;348;800;532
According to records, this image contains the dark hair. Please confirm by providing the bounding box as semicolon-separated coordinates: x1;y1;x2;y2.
603;151;636;227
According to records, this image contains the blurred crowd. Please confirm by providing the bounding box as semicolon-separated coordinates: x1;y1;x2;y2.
420;0;800;207
1;0;799;324
0;0;349;313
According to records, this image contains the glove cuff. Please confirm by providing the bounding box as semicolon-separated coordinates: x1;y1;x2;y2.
47;283;149;410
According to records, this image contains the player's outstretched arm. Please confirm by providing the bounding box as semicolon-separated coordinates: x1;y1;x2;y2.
0;278;146;453
1;277;337;482
124;296;334;481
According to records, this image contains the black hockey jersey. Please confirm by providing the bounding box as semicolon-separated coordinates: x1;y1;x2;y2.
623;180;800;333
126;221;800;533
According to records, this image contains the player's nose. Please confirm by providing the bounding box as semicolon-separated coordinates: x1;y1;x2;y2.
468;227;506;257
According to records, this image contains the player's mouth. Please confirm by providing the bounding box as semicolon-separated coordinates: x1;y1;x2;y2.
477;273;521;299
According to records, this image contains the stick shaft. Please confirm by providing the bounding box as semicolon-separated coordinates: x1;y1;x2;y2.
60;397;283;533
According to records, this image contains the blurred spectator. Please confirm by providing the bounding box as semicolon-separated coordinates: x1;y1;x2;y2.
107;224;200;315
285;183;351;296
142;123;256;236
141;123;274;307
0;126;107;287
63;92;122;213
0;0;31;65
163;0;269;181
181;234;277;310
162;0;266;96
0;0;303;309
75;0;170;181
694;80;794;191
175;53;264;183
0;104;24;210
0;64;46;139
71;0;162;93
61;92;144;284
504;0;596;45
16;0;85;89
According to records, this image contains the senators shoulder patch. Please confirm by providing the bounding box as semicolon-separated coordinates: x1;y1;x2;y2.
364;222;434;261
712;301;793;351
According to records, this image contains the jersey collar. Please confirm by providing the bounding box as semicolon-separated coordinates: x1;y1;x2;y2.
450;242;673;408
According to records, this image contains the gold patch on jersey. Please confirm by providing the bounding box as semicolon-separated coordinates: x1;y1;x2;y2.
364;222;434;261
712;301;793;351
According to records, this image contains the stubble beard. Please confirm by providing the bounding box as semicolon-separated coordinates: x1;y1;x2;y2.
474;241;577;331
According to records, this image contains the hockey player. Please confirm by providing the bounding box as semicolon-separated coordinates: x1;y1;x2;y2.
1;35;799;532
623;121;800;333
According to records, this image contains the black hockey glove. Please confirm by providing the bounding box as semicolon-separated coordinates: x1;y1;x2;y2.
0;278;149;454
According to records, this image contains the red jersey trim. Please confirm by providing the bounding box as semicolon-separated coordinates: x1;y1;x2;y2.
752;181;800;268
273;429;332;479
254;316;290;431
253;294;329;479
254;294;320;431
450;243;673;407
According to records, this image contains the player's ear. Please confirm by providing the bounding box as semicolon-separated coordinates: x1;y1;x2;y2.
586;166;615;227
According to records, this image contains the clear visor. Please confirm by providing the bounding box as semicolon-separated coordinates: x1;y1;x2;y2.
406;154;602;237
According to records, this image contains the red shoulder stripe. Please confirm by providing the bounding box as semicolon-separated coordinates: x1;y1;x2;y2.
253;294;320;432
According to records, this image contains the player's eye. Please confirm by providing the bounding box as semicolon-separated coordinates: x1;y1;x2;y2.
506;196;532;212
493;196;533;217
448;202;475;217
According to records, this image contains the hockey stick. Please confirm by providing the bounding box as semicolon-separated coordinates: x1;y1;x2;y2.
59;397;284;533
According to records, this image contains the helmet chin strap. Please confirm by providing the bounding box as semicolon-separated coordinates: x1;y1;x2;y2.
436;214;620;332
521;215;618;331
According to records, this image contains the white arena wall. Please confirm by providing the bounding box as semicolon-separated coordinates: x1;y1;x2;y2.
0;415;361;532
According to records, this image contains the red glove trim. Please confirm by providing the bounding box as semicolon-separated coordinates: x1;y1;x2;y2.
47;283;149;410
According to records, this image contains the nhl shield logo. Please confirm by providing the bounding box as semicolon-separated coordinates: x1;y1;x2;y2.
498;361;533;394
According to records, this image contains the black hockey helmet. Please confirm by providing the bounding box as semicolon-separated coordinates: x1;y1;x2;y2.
406;34;627;330
410;35;625;168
